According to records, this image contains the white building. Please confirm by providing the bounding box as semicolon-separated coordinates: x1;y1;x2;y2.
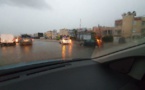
59;28;69;36
44;30;57;39
52;30;57;39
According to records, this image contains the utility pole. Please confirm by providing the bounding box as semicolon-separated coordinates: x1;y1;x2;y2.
80;19;81;31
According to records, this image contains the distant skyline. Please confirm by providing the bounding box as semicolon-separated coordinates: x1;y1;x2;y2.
0;0;145;35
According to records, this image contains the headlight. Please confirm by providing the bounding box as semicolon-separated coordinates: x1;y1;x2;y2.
15;39;18;42
69;40;72;43
62;40;65;42
97;39;100;42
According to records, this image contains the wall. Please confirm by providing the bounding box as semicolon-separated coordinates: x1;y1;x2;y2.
122;15;134;38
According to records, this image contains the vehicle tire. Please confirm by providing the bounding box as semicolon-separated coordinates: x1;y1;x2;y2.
5;43;8;46
1;44;3;47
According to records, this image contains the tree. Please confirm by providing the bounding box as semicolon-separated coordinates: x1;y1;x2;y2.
73;29;78;38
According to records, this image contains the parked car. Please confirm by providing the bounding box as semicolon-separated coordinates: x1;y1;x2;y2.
60;37;72;44
19;34;32;45
0;34;16;46
80;39;98;47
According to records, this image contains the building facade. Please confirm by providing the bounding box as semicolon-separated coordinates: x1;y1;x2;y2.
93;26;114;37
59;28;69;36
114;11;145;38
34;33;43;39
44;31;52;39
52;30;57;39
44;30;57;39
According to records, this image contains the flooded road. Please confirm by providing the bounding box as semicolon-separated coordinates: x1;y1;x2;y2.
0;40;94;66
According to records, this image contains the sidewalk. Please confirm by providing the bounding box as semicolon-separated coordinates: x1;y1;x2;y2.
91;42;120;58
91;40;143;58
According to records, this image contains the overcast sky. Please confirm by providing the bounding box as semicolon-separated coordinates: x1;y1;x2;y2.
0;0;145;35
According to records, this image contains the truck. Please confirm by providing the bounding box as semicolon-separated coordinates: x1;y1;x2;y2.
0;34;16;46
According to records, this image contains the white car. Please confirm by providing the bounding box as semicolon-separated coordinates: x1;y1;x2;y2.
60;37;72;44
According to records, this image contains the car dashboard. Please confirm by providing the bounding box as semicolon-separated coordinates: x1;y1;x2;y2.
0;56;144;90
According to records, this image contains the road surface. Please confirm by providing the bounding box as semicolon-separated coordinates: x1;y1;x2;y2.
0;40;94;66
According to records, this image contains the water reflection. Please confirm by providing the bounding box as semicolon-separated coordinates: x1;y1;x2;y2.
20;45;32;54
1;47;8;55
1;46;16;55
61;44;72;60
62;45;66;59
68;44;72;57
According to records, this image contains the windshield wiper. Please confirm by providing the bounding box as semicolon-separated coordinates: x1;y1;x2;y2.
0;58;94;82
0;58;93;82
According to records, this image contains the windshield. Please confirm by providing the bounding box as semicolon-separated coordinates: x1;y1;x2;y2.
0;0;145;68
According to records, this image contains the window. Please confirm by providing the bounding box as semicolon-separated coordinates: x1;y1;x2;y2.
115;23;122;27
108;30;113;35
132;28;136;33
141;29;145;32
142;21;145;26
133;21;136;25
141;29;145;36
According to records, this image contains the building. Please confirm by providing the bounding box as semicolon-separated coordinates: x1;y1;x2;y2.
34;33;43;39
52;30;57;39
114;20;122;37
114;11;145;38
77;28;92;32
93;26;101;35
44;30;57;39
59;28;69;36
44;31;52;39
93;26;114;37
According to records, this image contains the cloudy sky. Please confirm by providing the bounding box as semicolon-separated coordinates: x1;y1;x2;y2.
0;0;145;35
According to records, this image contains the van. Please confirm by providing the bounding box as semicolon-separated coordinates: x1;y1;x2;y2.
0;34;16;46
